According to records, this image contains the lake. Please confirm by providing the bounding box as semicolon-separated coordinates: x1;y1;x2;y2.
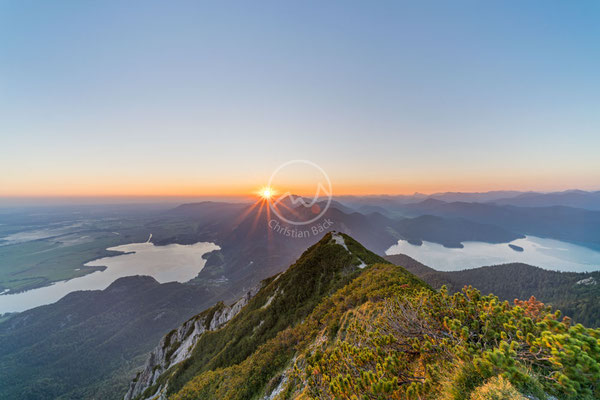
0;240;220;313
386;236;600;272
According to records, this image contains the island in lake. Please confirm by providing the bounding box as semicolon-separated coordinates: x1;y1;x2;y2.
509;244;524;252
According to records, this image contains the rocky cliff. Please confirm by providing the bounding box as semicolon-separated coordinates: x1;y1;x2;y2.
124;284;261;400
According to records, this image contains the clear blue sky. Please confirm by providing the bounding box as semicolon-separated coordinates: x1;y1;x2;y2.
1;1;599;196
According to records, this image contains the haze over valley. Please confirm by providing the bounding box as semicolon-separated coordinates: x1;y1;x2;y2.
2;189;600;314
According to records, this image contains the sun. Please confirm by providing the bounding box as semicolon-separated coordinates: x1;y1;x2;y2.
258;186;275;200
260;187;273;199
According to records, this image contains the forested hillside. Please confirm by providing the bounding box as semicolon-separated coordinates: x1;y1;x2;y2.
0;276;218;400
386;254;600;327
129;234;600;400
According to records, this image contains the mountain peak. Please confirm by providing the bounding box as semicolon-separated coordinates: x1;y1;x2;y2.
282;231;388;278
128;232;388;399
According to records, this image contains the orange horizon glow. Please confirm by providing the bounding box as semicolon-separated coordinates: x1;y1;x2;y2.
3;159;600;199
2;179;600;199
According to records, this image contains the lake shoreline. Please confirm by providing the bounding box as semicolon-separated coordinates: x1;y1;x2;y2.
0;240;220;313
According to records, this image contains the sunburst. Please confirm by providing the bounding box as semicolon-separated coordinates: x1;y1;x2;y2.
258;186;276;200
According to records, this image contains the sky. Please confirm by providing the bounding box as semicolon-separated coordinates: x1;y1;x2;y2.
1;0;599;198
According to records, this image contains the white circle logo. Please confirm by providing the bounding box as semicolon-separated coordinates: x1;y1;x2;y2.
268;160;333;226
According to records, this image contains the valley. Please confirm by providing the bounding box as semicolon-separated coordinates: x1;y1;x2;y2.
2;194;600;315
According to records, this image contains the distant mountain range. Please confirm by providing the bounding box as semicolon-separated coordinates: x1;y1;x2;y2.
393;199;600;250
159;197;600;309
337;189;600;211
490;189;600;210
160;199;526;303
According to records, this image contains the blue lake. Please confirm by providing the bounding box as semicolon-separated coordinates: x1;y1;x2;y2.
386;236;600;272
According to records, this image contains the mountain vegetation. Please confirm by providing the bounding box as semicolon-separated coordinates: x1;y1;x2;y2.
133;232;388;399
128;234;600;400
386;254;600;327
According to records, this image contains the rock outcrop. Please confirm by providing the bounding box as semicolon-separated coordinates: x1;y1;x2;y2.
124;285;261;400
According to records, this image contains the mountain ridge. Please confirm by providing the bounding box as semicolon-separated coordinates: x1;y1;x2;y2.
125;231;390;400
126;234;600;400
